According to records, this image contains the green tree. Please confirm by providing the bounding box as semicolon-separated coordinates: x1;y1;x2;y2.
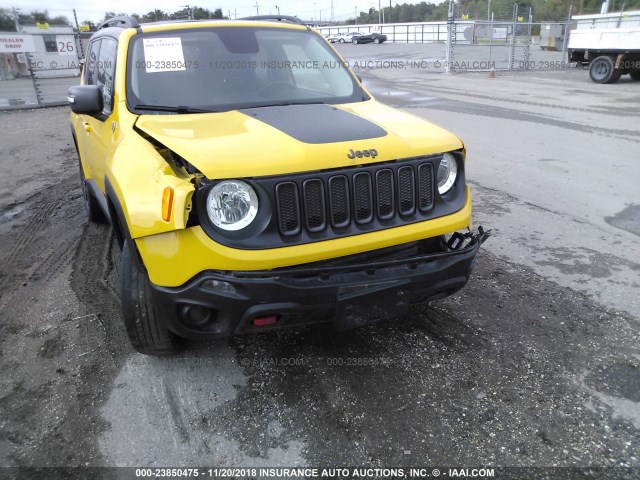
0;8;17;31
192;7;214;19
15;9;70;26
139;10;169;22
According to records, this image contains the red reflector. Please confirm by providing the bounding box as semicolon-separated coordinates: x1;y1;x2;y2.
253;315;277;327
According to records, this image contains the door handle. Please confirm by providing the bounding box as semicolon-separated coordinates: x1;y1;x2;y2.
82;121;91;132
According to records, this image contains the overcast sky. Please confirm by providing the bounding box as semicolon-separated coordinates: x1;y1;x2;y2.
0;0;421;24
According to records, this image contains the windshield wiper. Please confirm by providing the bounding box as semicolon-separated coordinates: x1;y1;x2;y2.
133;104;219;114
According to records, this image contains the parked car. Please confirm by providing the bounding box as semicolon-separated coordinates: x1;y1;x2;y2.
353;32;387;44
68;15;488;354
329;32;363;43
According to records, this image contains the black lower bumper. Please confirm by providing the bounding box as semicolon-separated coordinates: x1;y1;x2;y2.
149;228;490;339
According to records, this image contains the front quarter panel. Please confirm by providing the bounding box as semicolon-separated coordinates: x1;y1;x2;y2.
107;111;195;239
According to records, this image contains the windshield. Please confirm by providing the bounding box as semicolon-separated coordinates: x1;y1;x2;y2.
126;26;365;112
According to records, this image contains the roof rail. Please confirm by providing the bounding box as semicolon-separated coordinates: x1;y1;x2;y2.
239;15;304;25
97;16;141;31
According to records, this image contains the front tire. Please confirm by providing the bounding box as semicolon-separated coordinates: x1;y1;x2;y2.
120;242;179;355
589;55;621;84
339;38;345;43
352;38;358;44
373;38;380;44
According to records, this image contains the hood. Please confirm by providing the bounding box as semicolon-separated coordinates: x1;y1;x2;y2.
134;101;463;179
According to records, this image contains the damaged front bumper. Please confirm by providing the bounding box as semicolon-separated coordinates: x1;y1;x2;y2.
149;227;490;339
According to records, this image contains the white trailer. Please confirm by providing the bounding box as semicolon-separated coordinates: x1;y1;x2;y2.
568;10;640;83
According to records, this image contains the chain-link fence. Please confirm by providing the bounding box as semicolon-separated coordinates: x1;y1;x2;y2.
0;31;89;109
446;20;571;72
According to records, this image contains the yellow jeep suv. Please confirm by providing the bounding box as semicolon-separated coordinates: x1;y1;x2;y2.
68;15;488;355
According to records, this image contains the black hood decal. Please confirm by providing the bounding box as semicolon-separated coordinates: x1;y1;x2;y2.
241;104;388;144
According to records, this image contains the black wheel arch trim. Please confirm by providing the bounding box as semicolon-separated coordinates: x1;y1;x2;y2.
104;177;138;257
85;179;111;221
71;124;111;222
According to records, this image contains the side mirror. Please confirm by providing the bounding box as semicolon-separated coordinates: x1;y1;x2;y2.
68;85;103;115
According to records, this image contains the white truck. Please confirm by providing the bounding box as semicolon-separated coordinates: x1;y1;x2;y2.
568;10;640;83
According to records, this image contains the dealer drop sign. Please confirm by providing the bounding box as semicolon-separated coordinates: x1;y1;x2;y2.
0;34;37;53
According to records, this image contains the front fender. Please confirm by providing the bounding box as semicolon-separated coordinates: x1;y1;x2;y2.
106;131;195;239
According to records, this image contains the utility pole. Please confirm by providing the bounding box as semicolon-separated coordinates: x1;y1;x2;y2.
179;5;193;20
378;0;382;24
446;0;454;72
355;6;357;24
330;0;334;22
275;5;280;15
255;2;260;15
11;7;21;32
488;0;491;21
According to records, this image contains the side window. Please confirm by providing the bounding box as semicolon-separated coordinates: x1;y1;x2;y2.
96;38;117;113
85;40;100;86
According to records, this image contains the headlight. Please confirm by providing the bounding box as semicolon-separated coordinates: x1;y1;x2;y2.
206;180;259;231
437;153;458;195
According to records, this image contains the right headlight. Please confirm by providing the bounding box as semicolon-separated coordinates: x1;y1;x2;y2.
206;180;259;231
437;153;458;195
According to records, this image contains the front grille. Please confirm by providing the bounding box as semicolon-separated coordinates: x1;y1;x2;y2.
273;157;437;237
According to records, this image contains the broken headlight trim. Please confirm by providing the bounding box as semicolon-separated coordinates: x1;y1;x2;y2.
437;152;458;195
206;180;259;231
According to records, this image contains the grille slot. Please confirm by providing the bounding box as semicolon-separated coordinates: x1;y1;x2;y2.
302;179;326;232
397;166;416;216
376;169;395;220
417;163;434;211
328;175;350;228
270;157;440;238
353;172;373;224
275;182;301;235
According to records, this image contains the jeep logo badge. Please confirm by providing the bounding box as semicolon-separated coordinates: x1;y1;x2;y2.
347;148;378;159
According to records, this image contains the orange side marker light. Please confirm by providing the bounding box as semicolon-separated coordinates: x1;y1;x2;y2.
162;187;174;222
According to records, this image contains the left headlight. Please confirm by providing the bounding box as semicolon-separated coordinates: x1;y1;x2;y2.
437;153;458;195
206;180;259;231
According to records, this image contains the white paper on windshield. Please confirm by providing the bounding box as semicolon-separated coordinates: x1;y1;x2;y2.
142;37;186;73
